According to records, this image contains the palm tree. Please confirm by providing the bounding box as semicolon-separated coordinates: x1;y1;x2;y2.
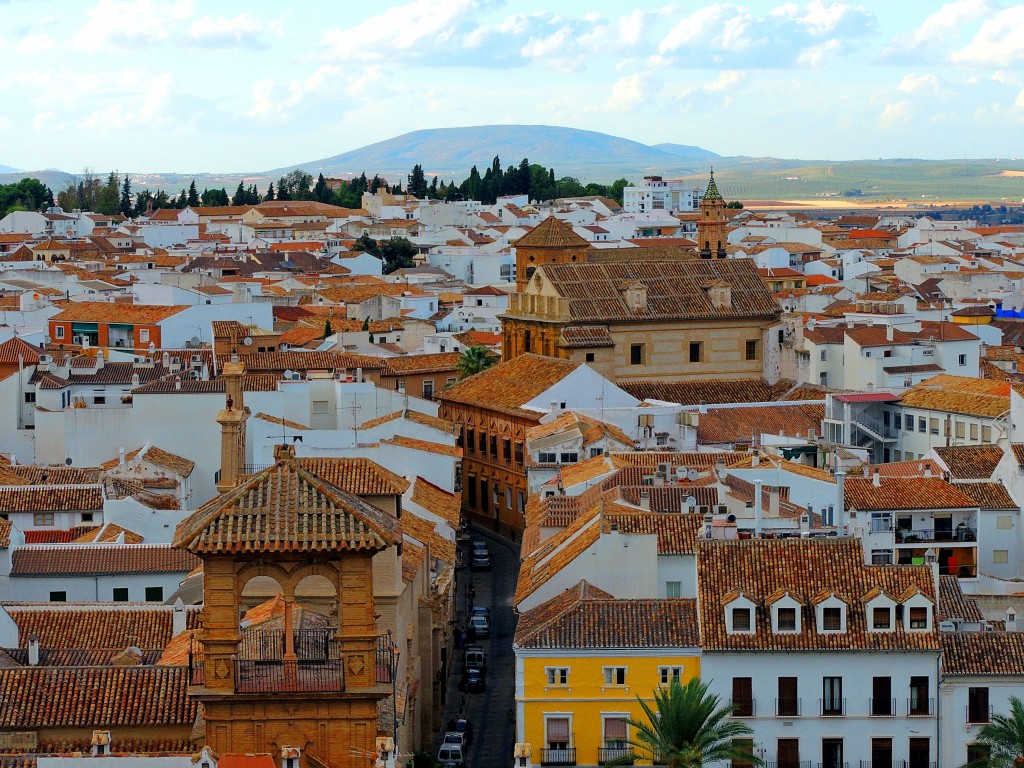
456;345;498;379
611;677;764;768
970;696;1024;768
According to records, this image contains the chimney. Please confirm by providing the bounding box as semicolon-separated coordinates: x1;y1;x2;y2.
172;598;187;636
28;634;40;666
216;358;248;493
872;469;881;487
836;470;847;533
886;324;894;341
639;491;651;511
1006;608;1018;632
769;488;780;517
753;479;763;537
162;351;170;368
801;506;812;533
924;464;932;478
118;447;126;465
751;453;759;468
550;401;558;415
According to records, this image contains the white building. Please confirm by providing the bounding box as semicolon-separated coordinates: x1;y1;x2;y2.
621;177;699;215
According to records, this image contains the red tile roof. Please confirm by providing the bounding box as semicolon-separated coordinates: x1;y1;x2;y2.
49;302;189;324
844;476;977;511
0;486;103;512
436;353;579;418
11;545;199;576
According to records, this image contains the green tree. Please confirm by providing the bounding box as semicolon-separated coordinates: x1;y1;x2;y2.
186;179;199;207
380;237;417;274
119;175;132;217
322;319;333;338
456;345;499;379
265;182;275;201
353;233;381;257
408;164;428;198
231;182;247;206
726;201;744;209
313;173;331;202
361;317;370;331
0;178;55;217
609;178;631;205
610;677;763;768
969;696;1024;767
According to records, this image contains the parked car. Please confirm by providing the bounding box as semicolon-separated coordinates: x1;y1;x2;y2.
470;606;490;619
447;718;473;744
460;666;486;693
467;614;490;639
470;550;491;571
472;540;489;555
437;743;464;768
443;731;467;748
464;644;486;668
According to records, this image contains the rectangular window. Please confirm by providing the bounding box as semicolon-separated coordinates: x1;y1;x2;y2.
893;413;902;430
732;607;751;631
446;376;456;386
689;342;702;363
515;442;524;465
822;739;843;768
139;328;150;342
466;429;474;454
997;516;1013;530
545;717;569;750
467;476;477;508
929;418;939;435
49;591;67;602
659;666;682;685
489;435;497;457
93;395;105;405
24;392;35;404
546;667;569;686
517;491;525;514
479;480;488;512
872;738;893;768
604;717;628;748
822;677;843;716
145;586;164;602
909;607;928;629
983;425;992;441
745;339;758;360
112;587;129;602
994;550;1009;564
665;581;682;598
630;343;644;366
311;400;329;415
478;432;486;454
958;353;967;366
55;325;65;339
585;352;595;363
603;667;626;685
909;738;930;768
956;421;965;439
873;607;892;629
872;677;893;716
492;483;499;505
777;677;798;717
970;423;979;440
969;687;990;723
905;414;914;432
820;349;827;361
538;452;556;464
968;745;991;766
777;739;800;768
731;739;754;768
559;452;578;463
33;512;54;526
910;676;930;715
777;607;797;631
918;416;927;433
422;380;434;399
503;439;511;461
822;606;842;631
732;677;754;717
590;447;603;458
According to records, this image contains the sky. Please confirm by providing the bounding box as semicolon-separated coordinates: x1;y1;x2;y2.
2;0;1023;173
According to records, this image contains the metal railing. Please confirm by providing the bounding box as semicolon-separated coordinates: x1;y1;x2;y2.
598;747;634;765
767;763;811;768
234;657;345;692
820;698;846;717
376;634;395;684
859;762;905;768
776;698;802;717
908;697;935;716
897;527;976;543
730;698;756;717
870;697;896;716
540;748;576;766
817;763;848;768
967;705;994;724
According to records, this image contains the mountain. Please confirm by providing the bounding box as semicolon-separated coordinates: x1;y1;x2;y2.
269;125;720;181
0;164;19;174
0;169;77;190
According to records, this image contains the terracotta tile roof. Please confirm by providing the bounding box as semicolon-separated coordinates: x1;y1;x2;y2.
0;337;43;365
49;302;188;324
604;511;702;553
608;451;748;469
359;409;454;434
515;583;699;649
294;457;409;496
0;666;197;728
697;404;824;445
527;411;633;448
380;352;462;376
866;459;942;478
934;445;1004;480
537;259;781;323
698;538;940;651
952;481;1017;510
401;510;455;568
0;467;30;485
942;632;1024;675
558;326;614;349
401;538;425;582
0;486;103;512
380;435;461;458
883;363;944;375
7;466;102;485
173;455;401;554
555;455;617;489
436;353;579;418
514;216;590;249
844;476;977;511
132;374;281;394
899;375;1010;418
0;519;11;548
100;445;195;477
620;378;792;405
11;545;198;576
617;485;719;513
410;477;461;529
3;604;198;649
515;504;605;606
937;575;984;622
213;350;386;374
71;522;144;544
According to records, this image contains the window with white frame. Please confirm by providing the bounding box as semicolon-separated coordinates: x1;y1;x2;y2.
603;667;626;685
659;666;683;685
546;667;569;686
665;581;682;598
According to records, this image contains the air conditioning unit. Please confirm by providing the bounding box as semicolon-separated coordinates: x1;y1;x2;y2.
714;504;728;515
657;462;672;476
38;354;52;365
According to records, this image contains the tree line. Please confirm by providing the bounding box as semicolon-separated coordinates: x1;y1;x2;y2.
0;178;54;218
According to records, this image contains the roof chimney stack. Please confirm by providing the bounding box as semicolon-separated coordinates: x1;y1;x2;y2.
28;634;40;666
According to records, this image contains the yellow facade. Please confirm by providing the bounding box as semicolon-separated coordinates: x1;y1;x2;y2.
520;653;700;766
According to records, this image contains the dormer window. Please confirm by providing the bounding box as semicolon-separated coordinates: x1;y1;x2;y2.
822;607;842;631
900;588;934;632
813;593;847;634
864;589;897;633
873;607;892;629
777;607;797;632
768;591;802;634
732;607;751;631
909;607;928;629
725;592;758;634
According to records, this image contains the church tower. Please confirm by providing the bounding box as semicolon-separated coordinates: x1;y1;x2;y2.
215;354;248;493
697;169;728;259
513;215;591;292
173;444;400;768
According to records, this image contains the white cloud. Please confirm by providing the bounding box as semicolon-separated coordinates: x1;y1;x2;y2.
992;70;1020;87
889;0;997;61
520;26;575;59
32;111;55;131
16;34;56;53
247;65;341;119
705;70;743;93
660;5;752;55
602;73;648;112
75;0;195;52
190;14;268;50
879;100;912;128
796;38;840;67
1016;90;1024;109
322;0;482;59
82;73;174;129
952;6;1024;66
897;73;940;94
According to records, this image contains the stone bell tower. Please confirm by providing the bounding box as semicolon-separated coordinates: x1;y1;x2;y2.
216;355;248;493
173;444;401;768
698;169;728;259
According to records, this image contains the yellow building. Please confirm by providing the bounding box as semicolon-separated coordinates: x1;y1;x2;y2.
514;582;700;767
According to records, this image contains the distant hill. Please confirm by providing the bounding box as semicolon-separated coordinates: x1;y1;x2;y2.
0;169;77;191
0;164;19;174
269;125;720;180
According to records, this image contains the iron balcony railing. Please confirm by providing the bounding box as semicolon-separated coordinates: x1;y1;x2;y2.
869;697;896;717
897;527;976;543
730;698;756;717
775;698;802;717
967;705;994;724
598;747;634;765
539;748;576;766
820;698;846;717
858;762;905;768
908;697;935;716
767;762;811;768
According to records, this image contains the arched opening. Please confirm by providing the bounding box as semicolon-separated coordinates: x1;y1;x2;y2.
525;266;536;280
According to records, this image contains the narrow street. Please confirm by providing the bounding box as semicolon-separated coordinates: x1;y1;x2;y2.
433;524;520;767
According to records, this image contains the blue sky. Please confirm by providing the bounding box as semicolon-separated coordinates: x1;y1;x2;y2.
2;0;1023;173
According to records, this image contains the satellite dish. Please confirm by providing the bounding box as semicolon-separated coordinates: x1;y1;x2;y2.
189;336;201;346
44;335;51;345
148;342;156;352
283;369;294;380
684;495;697;509
65;457;73;466
687;468;699;481
243;336;253;346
